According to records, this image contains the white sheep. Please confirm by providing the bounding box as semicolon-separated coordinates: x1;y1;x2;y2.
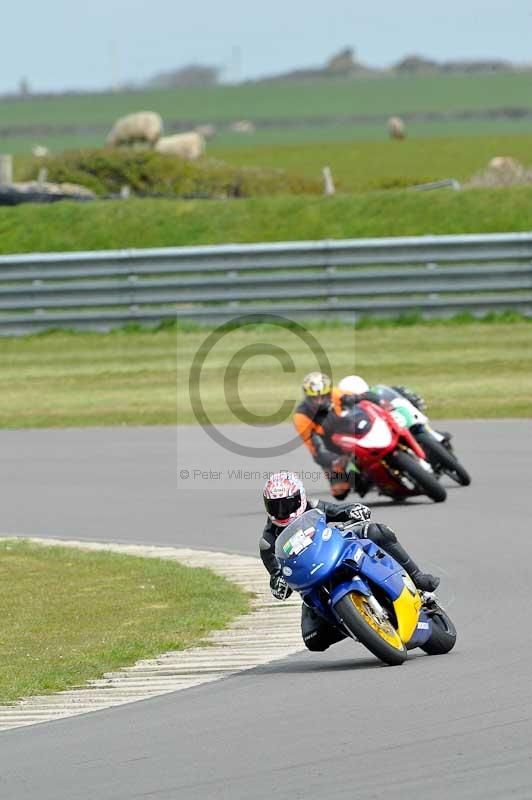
32;145;50;158
488;156;523;177
107;111;163;147
195;124;215;139
230;120;256;134
388;116;406;140
154;132;205;160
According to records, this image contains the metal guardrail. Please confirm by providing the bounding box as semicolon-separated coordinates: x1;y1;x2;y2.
0;232;530;334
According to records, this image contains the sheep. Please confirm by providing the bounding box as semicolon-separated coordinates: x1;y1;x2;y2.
107;111;163;147
195;124;215;139
32;145;50;158
230;120;256;134
488;156;523;177
388;116;406;140
154;132;205;160
468;156;529;188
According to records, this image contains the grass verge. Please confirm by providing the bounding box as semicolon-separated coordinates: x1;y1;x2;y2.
0;540;250;704
212;132;532;191
0;318;530;428
2;185;532;255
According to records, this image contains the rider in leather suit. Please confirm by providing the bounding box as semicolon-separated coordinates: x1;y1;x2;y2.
292;372;351;499
261;471;440;652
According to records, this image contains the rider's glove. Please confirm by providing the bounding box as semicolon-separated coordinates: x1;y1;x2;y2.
348;503;371;522
331;455;350;474
270;572;293;601
315;447;341;470
341;393;357;409
360;390;382;405
392;385;426;412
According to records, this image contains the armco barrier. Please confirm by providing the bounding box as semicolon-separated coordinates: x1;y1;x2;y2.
0;232;530;334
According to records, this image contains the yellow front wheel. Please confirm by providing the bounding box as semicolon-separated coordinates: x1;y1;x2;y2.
335;591;407;666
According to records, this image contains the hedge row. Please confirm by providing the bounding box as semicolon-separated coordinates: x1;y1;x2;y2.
20;149;322;198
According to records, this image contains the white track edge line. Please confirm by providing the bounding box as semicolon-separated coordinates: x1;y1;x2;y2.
0;536;304;732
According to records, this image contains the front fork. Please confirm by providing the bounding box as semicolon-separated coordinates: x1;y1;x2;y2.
366;593;388;623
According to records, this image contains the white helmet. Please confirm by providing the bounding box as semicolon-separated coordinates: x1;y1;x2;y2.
338;375;369;396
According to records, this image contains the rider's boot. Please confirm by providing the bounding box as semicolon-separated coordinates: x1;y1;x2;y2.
384;540;440;592
329;460;351;501
354;472;371;498
331;486;350;501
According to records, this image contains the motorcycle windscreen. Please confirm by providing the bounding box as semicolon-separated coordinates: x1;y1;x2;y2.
275;509;325;559
373;384;427;426
323;407;371;437
274;509;345;591
372;384;401;402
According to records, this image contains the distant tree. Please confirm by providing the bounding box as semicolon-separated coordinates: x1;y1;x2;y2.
148;64;219;88
395;54;514;76
394;55;439;75
441;59;513;74
326;48;357;75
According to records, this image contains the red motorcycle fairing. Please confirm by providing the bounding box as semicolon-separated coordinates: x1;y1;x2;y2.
329;400;427;498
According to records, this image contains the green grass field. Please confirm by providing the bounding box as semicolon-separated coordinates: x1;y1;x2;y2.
4;72;532;126
0;540;249;703
11;130;532;206
177;321;532;421
5;118;532;156
0;321;529;429
2;183;532;255
211;133;532;190
2;71;532;153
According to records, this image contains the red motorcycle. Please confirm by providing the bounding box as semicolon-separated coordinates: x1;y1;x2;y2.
323;400;446;503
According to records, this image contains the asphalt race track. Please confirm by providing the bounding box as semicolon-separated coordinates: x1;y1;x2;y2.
0;420;531;799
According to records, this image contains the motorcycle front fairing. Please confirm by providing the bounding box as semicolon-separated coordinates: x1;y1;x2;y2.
333;539;431;645
275;509;351;592
405;609;433;649
275;510;431;646
275;510;372;628
373;384;429;428
332;537;407;596
373;386;446;467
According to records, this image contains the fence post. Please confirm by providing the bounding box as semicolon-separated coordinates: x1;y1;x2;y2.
0;155;13;187
322;166;335;196
37;167;48;189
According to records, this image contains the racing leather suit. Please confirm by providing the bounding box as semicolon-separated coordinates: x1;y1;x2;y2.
292;391;351;498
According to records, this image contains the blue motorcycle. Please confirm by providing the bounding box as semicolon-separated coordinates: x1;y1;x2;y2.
275;508;456;666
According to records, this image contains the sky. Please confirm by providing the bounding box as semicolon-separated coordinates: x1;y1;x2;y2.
2;0;531;94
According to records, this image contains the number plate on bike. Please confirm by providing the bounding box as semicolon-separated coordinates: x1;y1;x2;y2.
282;526;316;557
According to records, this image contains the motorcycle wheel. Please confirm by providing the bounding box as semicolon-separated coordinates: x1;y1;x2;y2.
416;433;471;486
420;610;457;655
334;591;407;666
388;449;447;503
